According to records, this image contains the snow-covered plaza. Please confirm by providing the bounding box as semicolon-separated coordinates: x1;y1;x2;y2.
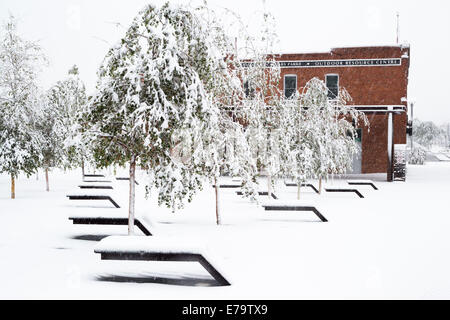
0;162;449;299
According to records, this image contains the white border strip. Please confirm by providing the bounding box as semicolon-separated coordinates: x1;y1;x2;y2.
279;58;402;68
241;58;402;69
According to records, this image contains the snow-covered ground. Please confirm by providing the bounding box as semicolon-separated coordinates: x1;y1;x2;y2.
0;162;449;299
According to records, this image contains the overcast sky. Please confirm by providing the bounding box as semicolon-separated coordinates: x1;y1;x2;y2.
1;0;449;124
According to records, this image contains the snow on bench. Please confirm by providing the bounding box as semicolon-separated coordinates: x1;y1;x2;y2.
78;184;113;190
324;186;364;198
284;181;319;194
94;236;231;286
84;174;105;178
69;213;154;236
66;189;121;208
261;200;327;222
346;179;378;190
82;179;113;183
115;177;139;185
236;191;278;199
212;183;242;188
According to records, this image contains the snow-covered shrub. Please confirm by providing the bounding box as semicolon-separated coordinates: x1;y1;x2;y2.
408;148;426;165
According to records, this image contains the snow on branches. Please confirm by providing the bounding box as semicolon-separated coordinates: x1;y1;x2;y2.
0;16;47;197
83;3;256;228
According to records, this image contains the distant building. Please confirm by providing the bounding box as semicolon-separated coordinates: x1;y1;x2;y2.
274;45;411;180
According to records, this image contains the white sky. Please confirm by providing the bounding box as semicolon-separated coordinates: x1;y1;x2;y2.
1;0;450;124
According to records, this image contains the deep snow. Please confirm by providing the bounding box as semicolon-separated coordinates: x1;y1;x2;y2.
0;162;449;299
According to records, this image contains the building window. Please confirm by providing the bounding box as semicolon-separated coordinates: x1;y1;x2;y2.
243;80;255;98
326;74;339;99
284;75;297;99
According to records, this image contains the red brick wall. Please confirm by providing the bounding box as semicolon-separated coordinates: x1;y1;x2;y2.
276;46;410;173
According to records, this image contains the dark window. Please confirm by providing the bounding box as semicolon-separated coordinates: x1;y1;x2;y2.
355;128;362;143
347;122;362;143
244;80;255;98
326;74;339;99
284;75;297;98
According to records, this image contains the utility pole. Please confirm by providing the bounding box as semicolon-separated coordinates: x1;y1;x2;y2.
396;12;400;44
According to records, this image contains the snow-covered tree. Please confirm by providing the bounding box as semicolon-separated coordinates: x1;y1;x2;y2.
224;9;368;200
185;4;259;225
34;93;56;191
46;66;88;179
413;118;446;149
0;16;47;198
234;10;287;198
298;78;368;195
83;3;252;232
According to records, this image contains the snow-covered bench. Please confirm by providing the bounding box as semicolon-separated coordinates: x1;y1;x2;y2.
69;213;153;236
346;179;378;190
67;188;121;208
82;179;113;183
94;236;231;286
284;181;319;194
67;194;120;208
261;200;327;222
115;177;139;185
236;191;278;199
84;174;105;178
324;187;364;198
212;183;242;188
78;184;113;190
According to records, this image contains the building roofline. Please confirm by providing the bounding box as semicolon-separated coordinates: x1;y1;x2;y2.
271;43;410;57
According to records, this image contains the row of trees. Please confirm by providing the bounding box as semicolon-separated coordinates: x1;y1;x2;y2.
412;118;449;149
1;3;366;232
81;3;367;231
0;16;88;198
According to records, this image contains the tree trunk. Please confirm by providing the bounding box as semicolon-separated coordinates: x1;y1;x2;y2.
297;183;301;200
81;159;85;180
36;170;39;181
214;177;221;225
267;174;272;199
45;167;49;192
318;177;322;195
128;156;136;235
11;174;15;199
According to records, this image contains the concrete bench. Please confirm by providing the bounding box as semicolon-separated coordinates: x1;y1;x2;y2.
284;182;319;194
347;180;378;190
69;216;153;236
324;187;364;198
66;194;120;208
116;177;139;185
82;180;113;183
261;201;327;222
236;191;278;199
94;236;231;286
78;185;113;190
84;174;105;178
212;184;242;188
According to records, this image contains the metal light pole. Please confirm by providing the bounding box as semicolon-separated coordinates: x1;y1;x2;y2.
410;101;414;150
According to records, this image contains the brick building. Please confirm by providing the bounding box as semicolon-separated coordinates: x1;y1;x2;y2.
274;45;410;180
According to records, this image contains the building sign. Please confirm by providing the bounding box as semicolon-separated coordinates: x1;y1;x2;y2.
241;58;401;68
